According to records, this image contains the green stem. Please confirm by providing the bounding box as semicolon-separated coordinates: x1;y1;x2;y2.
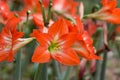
34;64;43;80
75;66;79;80
22;41;36;69
94;60;102;80
47;0;52;24
15;50;22;80
39;63;48;80
52;60;61;80
26;10;31;25
39;0;47;26
100;51;108;80
34;63;48;80
63;67;72;80
94;28;103;80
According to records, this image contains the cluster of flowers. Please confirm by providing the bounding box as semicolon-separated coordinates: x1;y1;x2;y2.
0;0;119;66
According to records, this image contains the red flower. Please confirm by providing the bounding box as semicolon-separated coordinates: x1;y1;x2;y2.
0;17;34;62
31;18;80;66
67;17;101;60
0;17;23;62
87;0;120;24
74;31;101;60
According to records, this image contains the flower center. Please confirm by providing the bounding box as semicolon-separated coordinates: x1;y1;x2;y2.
48;41;59;53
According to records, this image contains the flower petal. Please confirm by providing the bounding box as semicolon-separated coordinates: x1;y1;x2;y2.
73;31;101;60
52;48;80;66
31;30;51;46
32;14;44;30
32;46;51;63
59;33;77;48
73;41;90;59
74;17;84;34
7;50;14;62
1;17;23;41
0;51;8;62
106;8;120;24
101;0;116;9
48;18;69;38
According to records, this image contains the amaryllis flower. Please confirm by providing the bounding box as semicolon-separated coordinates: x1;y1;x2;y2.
67;17;101;60
31;18;80;66
0;17;34;62
86;0;120;24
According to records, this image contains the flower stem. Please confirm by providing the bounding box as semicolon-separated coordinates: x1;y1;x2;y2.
15;50;22;80
52;60;61;80
100;51;108;80
39;0;47;26
94;60;102;80
39;63;48;80
75;65;79;80
34;64;43;80
47;0;52;24
63;67;72;80
34;63;48;80
94;28;103;80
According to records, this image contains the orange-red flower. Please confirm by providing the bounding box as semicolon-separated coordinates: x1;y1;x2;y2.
0;17;23;62
31;18;80;66
0;17;34;62
86;0;120;24
68;17;101;60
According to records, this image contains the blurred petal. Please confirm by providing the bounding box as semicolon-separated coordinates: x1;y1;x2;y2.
31;30;51;46
48;18;69;38
74;17;84;34
101;0;116;9
52;48;80;66
79;2;84;19
32;46;51;63
73;41;90;59
32;14;44;30
74;31;101;60
59;33;77;48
